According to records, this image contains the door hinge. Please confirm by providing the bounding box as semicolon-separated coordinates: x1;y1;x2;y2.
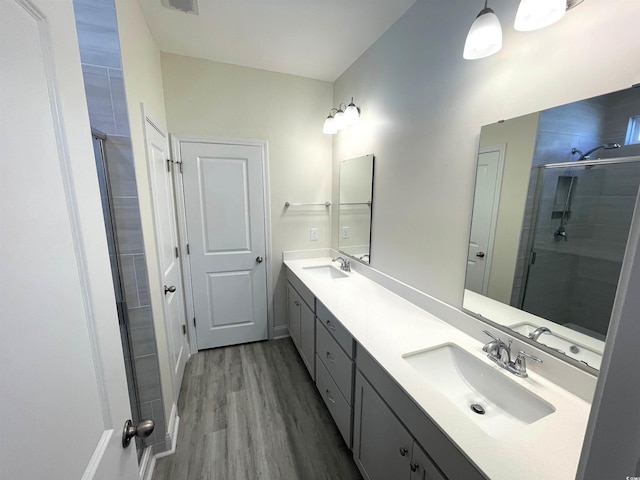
175;246;179;258
179;162;183;174
186;243;190;255
166;159;172;172
530;251;537;265
182;324;187;335
193;317;196;327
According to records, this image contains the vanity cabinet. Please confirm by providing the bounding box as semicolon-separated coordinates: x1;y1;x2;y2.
286;281;315;380
315;300;355;447
353;370;446;480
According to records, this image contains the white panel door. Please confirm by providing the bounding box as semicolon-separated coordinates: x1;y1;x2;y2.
144;119;189;399
0;0;138;479
466;148;503;295
180;141;268;350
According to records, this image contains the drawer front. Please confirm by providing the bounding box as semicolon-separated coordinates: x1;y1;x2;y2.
316;300;354;358
287;268;315;312
316;356;352;448
316;319;353;405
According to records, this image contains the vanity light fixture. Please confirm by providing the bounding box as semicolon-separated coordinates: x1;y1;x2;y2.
323;108;338;135
464;0;585;60
514;0;566;31
323;99;361;134
463;0;503;60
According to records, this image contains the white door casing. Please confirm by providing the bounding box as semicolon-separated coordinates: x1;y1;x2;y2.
143;116;189;401
0;0;139;479
466;146;505;295
179;139;269;350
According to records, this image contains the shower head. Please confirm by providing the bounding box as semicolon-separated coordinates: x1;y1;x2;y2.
571;143;621;161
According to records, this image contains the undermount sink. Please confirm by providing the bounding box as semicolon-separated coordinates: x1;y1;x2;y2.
402;343;555;438
509;322;603;370
302;265;349;279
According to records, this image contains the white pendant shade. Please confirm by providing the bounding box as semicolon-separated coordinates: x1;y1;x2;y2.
514;0;566;31
334;109;346;130
463;7;503;60
345;103;360;126
323;116;337;134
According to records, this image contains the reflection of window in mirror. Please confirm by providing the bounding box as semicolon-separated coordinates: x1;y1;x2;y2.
625;115;640;145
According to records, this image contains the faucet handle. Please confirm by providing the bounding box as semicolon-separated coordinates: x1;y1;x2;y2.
517;351;542;364
511;350;543;377
482;330;500;341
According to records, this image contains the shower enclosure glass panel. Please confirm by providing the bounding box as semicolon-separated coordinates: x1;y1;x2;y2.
521;159;640;339
91;132;144;458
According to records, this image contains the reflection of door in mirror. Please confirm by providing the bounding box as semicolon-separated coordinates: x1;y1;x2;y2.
338;155;374;263
466;146;505;295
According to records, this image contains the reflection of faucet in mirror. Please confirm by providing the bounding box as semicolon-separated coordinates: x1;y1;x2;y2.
571;142;620;161
529;326;551;341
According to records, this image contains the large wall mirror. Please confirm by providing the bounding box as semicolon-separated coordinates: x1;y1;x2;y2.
338;154;375;264
464;86;640;373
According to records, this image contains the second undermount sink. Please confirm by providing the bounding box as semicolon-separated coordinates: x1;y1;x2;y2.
302;265;349;279
402;343;555;438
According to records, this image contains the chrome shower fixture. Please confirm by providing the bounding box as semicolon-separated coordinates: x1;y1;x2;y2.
571;143;620;161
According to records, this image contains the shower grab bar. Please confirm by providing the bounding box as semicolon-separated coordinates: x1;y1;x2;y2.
284;201;331;207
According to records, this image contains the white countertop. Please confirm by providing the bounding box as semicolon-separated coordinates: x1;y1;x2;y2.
284;257;592;480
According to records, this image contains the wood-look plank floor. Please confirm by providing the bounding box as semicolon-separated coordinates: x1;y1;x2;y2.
153;338;363;480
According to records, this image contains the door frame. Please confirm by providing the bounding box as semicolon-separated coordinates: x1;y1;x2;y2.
472;144;506;295
171;135;273;354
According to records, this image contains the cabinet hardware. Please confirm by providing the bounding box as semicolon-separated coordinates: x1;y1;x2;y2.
326;351;335;363
326;320;336;331
164;285;176;295
410;462;418;472
325;389;336;404
399;447;408;456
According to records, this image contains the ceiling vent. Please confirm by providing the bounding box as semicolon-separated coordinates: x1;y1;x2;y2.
161;0;199;15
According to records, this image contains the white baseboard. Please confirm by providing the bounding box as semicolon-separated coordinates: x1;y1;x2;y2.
273;324;289;339
155;403;179;459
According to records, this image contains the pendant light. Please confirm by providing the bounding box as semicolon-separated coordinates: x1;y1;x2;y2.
514;0;566;32
323;109;338;135
463;0;502;60
344;98;360;126
334;104;347;131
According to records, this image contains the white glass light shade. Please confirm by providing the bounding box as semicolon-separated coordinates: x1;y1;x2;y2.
344;102;360;126
514;0;566;32
463;8;502;60
323;115;337;134
334;109;346;130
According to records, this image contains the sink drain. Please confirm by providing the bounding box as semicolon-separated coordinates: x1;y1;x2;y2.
470;403;486;415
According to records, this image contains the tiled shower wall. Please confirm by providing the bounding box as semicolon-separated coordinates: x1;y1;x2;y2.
73;0;167;451
513;90;640;337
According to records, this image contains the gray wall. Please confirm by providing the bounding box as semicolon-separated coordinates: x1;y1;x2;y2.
73;0;167;452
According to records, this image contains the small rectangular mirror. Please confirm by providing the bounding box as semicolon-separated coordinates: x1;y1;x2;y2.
338;154;375;263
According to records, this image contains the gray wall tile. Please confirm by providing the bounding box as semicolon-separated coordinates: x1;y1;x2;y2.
104;136;138;197
135;354;163;404
108;69;131;136
81;64;115;134
134;254;151;307
112;197;145;254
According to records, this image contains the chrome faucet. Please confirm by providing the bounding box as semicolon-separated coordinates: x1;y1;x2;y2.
529;326;551;342
482;330;542;378
332;256;351;272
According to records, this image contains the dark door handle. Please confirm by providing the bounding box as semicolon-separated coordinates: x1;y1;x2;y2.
476;252;485;258
256;256;264;263
164;285;176;295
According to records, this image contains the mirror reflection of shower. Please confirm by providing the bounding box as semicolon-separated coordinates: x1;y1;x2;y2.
553;143;623;242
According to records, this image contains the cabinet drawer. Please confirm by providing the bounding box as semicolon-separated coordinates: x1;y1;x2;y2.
316;300;354;358
316;319;353;405
316;355;352;448
287;269;315;312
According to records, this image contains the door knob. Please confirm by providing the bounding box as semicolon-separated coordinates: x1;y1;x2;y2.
164;285;176;295
476;251;485;258
122;419;155;448
256;256;264;263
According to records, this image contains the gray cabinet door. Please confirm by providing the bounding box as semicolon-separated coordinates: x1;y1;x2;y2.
287;283;301;347
410;442;446;480
353;371;412;480
299;299;315;380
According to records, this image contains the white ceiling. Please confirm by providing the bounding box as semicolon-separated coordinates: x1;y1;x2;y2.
136;0;416;82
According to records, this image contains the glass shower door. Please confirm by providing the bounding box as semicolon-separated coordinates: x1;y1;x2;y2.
522;159;640;339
